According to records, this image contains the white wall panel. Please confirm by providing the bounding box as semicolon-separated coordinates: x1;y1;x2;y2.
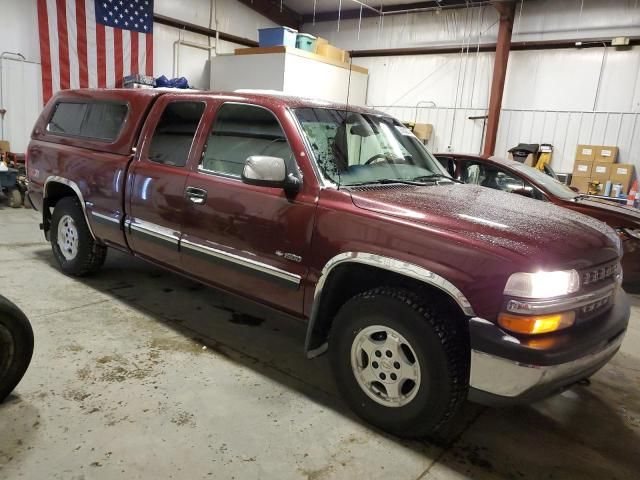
303;0;640;51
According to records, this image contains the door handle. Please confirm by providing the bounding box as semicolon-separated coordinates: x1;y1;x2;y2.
185;186;207;205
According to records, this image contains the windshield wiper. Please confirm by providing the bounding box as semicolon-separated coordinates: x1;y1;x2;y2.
348;178;426;187
412;174;463;184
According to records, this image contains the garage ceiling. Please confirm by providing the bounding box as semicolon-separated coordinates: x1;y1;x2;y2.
284;0;488;15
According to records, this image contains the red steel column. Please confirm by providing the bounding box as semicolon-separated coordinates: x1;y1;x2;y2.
483;1;516;156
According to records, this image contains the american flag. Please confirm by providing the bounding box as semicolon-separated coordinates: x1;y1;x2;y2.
37;0;154;105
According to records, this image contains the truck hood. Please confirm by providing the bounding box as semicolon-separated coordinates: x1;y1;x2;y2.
349;183;618;267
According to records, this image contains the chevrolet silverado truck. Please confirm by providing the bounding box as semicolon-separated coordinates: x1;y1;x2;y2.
27;89;630;438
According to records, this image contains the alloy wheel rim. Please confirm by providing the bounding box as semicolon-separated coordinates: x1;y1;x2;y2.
350;325;421;408
57;215;79;260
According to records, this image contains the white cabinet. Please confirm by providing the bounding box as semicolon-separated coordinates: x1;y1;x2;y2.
210;47;369;106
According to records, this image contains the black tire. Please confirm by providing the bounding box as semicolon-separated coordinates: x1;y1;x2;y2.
0;295;34;402
7;187;23;208
50;197;107;276
329;287;469;439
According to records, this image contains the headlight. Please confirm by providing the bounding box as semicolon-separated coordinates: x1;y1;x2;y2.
504;270;580;298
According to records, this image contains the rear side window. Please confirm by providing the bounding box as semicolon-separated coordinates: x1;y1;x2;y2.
47;101;128;142
147;101;205;167
200;103;293;177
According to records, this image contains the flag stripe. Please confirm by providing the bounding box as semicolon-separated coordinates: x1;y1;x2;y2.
37;0;53;103
114;27;123;87
85;0;97;88
138;32;146;75
66;0;79;89
96;22;106;88
47;0;61;96
122;29;132;81
105;26;115;87
75;0;88;88
55;0;70;90
145;32;153;76
130;29;138;75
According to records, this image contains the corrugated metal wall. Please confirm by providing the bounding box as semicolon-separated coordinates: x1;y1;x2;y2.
305;0;640;175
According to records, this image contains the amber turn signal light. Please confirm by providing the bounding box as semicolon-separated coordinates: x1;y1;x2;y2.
498;311;576;335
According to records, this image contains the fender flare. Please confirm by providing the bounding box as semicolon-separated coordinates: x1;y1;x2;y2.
44;176;96;240
305;252;475;358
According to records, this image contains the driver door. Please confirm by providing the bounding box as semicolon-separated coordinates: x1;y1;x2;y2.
180;102;317;315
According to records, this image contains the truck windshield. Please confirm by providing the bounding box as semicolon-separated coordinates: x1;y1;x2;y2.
294;108;450;186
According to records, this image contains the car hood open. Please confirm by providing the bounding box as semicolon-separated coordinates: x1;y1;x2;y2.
349;183;619;267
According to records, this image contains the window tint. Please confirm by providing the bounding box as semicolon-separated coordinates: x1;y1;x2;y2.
201;104;293;177
81;103;128;140
47;101;128;141
47;103;87;136
148;101;205;167
462;161;525;193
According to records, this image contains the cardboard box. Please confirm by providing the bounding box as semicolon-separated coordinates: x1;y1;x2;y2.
314;36;328;53
0;140;9;154
610;163;635;194
575;144;596;162
570;176;591;193
591;161;612;183
572;160;593;178
595;146;618;163
412;123;433;141
316;43;345;62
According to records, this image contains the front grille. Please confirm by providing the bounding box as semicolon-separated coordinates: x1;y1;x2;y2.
581;261;619;287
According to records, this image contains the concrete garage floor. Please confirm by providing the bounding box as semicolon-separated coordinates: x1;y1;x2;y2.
1;207;639;480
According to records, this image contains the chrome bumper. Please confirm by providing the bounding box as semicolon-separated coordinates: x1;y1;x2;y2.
469;330;624;399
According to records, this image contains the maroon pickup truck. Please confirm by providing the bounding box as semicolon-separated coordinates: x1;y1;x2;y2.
27;89;630;438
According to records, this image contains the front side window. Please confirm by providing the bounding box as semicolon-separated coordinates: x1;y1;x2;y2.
47;101;127;141
294;108;449;186
462;161;525;193
148;101;205;167
200;103;294;177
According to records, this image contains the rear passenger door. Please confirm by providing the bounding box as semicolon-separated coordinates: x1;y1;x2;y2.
126;94;206;269
180;102;317;315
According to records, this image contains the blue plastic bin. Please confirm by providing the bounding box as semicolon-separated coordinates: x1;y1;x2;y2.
258;26;298;48
295;33;316;52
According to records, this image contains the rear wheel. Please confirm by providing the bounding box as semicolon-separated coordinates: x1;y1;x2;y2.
0;296;34;402
50;197;107;276
329;287;469;438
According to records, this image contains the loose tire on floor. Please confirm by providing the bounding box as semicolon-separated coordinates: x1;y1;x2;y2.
50;197;107;276
0;295;34;402
329;287;470;439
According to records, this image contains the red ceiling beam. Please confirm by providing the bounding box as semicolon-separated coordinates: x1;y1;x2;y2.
483;0;515;156
236;0;302;30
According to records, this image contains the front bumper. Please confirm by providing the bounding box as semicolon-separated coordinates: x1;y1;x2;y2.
468;288;630;406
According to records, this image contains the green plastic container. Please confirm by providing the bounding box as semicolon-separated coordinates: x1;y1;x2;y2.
296;33;317;52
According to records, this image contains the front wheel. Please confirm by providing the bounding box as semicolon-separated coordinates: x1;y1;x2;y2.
329;287;470;438
50;197;107;276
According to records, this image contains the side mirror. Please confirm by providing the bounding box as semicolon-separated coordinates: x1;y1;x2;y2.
569;186;580;193
511;187;534;198
241;156;300;193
